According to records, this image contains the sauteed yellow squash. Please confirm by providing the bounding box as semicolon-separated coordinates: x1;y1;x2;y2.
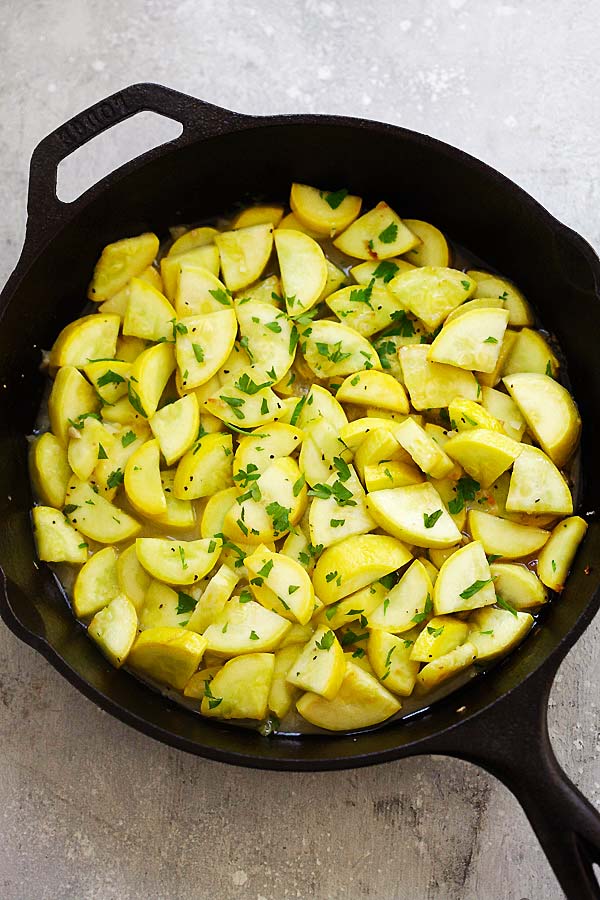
29;183;586;732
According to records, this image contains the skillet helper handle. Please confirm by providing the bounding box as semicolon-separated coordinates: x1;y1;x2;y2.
26;82;244;232
430;668;600;899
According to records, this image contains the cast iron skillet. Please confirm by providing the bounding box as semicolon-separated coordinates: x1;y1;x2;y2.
0;83;599;897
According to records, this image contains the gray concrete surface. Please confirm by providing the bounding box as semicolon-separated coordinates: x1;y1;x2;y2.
1;1;599;898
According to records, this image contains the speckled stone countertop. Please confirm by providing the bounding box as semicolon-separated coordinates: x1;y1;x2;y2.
1;2;599;898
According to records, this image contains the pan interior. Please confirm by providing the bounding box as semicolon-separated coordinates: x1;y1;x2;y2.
1;118;599;766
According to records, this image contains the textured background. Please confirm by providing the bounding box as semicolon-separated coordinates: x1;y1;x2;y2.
1;1;599;898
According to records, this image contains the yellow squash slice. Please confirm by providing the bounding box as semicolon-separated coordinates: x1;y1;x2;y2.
245;545;315;625
128;626;207;689
274;229;328;316
537;516;588;591
149;393;199;465
64;477;141;543
203;597;291;656
124;438;167;517
88;594;138;667
428;308;510;373
73;546;120;618
336;370;409;412
50;314;120;369
366;483;462;549
368;558;433;633
88;232;159;301
296;660;401;730
469;510;549;559
506;445;572;515
468;607;534;661
128;342;176;418
286;626;345;699
175;308;238;390
503;373;581;468
402;219;449;267
200;653;275;719
388;267;475;330
122;277;176;342
215;223;274;292
29;432;72;508
433;541;496;615
312;533;412;605
232;205;284;229
32;506;88;564
333;201;418;260
399;346;479;410
174;432;233;500
290;183;362;236
467;269;533;327
135;537;222;586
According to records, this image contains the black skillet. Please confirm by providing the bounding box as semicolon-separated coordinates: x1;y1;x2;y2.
0;83;599;898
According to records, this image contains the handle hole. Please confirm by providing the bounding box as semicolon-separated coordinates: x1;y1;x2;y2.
56;111;183;203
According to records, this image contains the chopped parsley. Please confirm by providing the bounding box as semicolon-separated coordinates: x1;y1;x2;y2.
220;395;245;419
460;579;492;600
121;430;137;447
412;593;433;624
97;443;108;460
204;680;223;710
323;188;349;209
293;474;306;497
176;591;196;614
340;629;368;647
208;287;232;306
378;222;398;244
96;369;125;388
298;543;323;567
315;340;352;365
308;480;356;507
107;469;124;490
315;630;335;651
427;625;445;638
257;559;274;578
178;545;188;570
372;260;399;282
233;463;261;488
374;339;397;370
68;412;101;430
333;456;351;482
496;595;518;617
349;279;375;309
265;501;291;534
448;475;480;515
235;373;272;395
387;309;416;337
423;509;443;529
127;380;147;418
289;395;307;427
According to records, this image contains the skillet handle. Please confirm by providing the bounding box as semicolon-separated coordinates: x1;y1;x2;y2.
428;665;600;898
26;82;247;234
